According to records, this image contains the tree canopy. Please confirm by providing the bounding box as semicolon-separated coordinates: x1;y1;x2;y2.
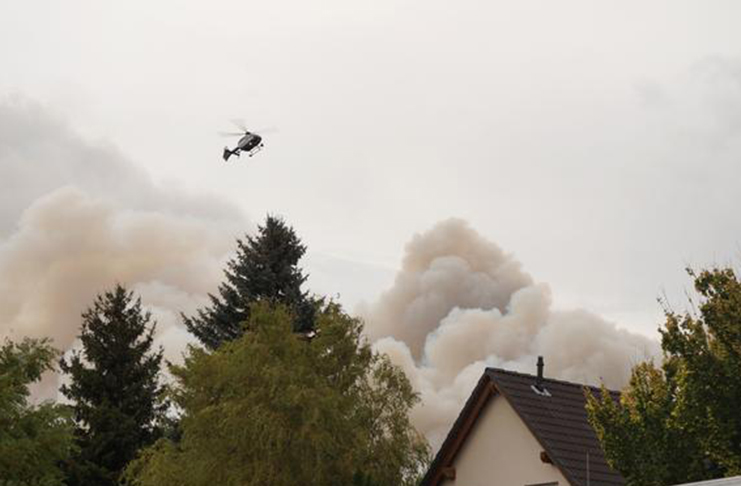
60;285;166;486
127;303;430;486
184;215;316;349
587;267;741;486
0;338;75;486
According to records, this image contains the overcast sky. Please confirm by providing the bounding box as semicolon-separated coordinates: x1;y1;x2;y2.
3;0;741;342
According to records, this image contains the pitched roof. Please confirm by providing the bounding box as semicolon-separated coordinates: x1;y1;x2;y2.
421;367;625;486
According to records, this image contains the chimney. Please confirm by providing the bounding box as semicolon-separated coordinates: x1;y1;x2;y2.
536;356;544;386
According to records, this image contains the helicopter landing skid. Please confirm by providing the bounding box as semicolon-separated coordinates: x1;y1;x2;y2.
247;144;264;157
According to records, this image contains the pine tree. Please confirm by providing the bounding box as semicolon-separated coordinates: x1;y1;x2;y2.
60;285;166;486
184;215;316;349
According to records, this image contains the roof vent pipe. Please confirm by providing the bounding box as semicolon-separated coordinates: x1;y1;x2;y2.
537;356;544;386
531;357;551;397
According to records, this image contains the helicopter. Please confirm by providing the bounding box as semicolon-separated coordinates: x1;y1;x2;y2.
220;120;274;161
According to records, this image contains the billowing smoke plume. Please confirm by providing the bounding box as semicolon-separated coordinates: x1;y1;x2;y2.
2;97;661;447
362;219;659;449
0;97;248;393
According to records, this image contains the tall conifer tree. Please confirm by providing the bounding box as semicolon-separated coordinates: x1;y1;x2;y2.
60;285;165;486
184;215;316;349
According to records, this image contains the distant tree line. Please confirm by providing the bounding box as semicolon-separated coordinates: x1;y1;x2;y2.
0;215;429;486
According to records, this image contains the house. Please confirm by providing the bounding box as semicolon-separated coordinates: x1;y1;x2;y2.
421;358;624;486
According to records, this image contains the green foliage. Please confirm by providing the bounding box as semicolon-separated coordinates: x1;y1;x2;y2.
127;303;430;486
185;215;317;349
587;267;741;485
60;285;166;486
586;363;707;486
0;338;75;486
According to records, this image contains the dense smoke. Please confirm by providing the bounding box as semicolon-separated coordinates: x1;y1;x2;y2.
362;219;659;449
2;97;662;446
0;98;248;391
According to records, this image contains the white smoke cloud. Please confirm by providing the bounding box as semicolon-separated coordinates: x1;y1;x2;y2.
0;97;248;394
361;218;660;449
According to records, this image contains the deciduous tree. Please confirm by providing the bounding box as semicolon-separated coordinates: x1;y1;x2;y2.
587;267;741;485
0;338;74;486
127;303;430;486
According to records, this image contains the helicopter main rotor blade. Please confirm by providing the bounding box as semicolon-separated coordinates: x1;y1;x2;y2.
230;118;248;132
254;127;279;135
218;131;245;137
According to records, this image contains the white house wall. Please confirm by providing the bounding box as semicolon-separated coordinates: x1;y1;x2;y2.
442;393;571;486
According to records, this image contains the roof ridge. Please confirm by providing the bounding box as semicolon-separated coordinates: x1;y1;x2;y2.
485;366;620;394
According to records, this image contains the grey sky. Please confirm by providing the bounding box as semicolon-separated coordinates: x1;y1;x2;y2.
3;0;741;342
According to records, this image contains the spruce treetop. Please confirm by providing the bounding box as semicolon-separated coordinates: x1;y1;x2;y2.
185;215;316;349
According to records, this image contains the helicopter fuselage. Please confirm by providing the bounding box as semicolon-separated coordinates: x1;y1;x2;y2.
237;132;262;152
